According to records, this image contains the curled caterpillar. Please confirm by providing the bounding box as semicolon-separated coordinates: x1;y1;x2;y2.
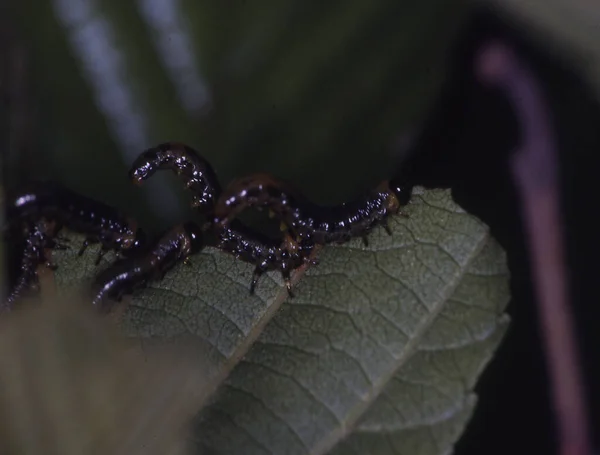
6;181;146;265
91;221;204;311
128;143;316;295
213;173;412;245
129;142;222;214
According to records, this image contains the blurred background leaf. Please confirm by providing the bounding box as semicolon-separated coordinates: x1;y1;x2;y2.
0;294;211;455
484;0;600;95
8;0;469;233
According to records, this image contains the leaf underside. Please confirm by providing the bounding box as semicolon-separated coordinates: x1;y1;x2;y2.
51;187;510;455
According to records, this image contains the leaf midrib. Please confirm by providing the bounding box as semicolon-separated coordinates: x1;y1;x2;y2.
196;244;325;408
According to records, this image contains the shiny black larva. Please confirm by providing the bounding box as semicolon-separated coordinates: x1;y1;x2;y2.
91;221;204;311
128;143;316;296
213;173;412;246
6;181;146;265
129;142;222;215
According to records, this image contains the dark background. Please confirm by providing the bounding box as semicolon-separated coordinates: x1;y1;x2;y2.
414;9;600;455
2;2;599;453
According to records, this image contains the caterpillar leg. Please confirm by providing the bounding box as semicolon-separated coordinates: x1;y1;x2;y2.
40;246;57;270
94;245;109;266
281;267;295;298
54;234;71;248
78;239;91;256
249;267;265;295
52;241;69;251
45;236;69;251
382;219;393;236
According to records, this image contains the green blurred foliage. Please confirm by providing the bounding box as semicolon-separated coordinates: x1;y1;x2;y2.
8;0;469;232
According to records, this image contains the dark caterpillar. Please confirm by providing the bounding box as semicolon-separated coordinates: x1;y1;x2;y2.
213;174;413;245
128;142;222;214
219;220;316;296
128;143;316;296
388;164;415;211
91;221;203;311
2;220;65;311
5;181;146;265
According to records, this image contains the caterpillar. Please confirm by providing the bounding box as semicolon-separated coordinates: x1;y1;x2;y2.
5;181;146;265
91;221;204;311
3;220;65;310
129;142;222;215
213;173;413;245
128;143;316;295
218;220;316;296
6;144;412;307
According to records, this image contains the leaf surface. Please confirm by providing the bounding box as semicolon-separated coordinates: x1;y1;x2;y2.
51;187;510;455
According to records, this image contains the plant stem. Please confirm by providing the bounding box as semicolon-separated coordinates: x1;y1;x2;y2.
476;41;591;455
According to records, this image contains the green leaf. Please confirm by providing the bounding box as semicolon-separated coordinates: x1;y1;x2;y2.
50;187;510;455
